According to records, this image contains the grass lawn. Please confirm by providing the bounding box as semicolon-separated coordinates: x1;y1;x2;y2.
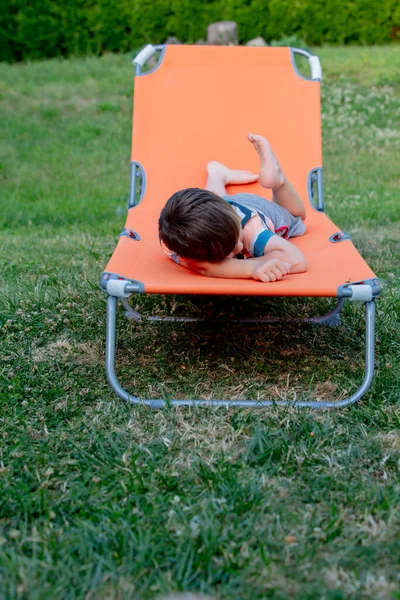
1;45;399;599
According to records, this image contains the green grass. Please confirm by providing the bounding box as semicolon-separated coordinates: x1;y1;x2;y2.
1;46;400;599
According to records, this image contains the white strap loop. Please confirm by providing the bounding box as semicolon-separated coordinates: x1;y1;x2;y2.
106;279;130;298
309;56;322;81
349;285;373;302
133;44;156;68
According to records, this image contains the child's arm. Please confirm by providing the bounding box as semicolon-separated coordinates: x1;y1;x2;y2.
259;235;307;273
180;256;290;282
180;236;306;282
241;214;306;272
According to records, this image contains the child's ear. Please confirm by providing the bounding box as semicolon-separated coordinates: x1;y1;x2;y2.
160;239;172;256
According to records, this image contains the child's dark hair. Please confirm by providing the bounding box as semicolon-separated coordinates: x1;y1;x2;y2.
159;188;240;262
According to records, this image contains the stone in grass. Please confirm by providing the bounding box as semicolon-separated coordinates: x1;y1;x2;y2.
246;36;267;46
165;36;182;44
195;38;208;45
207;21;238;45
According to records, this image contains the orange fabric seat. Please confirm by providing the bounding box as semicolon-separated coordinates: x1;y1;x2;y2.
104;45;375;296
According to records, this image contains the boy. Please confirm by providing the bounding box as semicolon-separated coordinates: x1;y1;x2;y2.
159;134;307;283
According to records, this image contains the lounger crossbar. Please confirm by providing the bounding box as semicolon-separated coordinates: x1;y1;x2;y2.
101;43;382;409
119;296;345;325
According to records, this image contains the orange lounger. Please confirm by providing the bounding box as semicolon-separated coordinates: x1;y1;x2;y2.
101;44;382;409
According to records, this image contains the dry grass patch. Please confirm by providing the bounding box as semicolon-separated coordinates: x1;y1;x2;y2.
122;408;250;458
32;334;102;366
353;512;398;540
324;565;397;600
375;430;400;450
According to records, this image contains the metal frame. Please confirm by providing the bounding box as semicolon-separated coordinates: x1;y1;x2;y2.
133;44;165;76
105;291;378;409
128;161;146;208
290;47;322;82
307;167;325;212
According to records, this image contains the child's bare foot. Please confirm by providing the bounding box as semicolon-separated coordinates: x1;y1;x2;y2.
248;133;286;190
207;160;258;185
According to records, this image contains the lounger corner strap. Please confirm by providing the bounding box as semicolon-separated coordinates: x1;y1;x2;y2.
133;44;156;68
347;285;373;302
107;280;143;298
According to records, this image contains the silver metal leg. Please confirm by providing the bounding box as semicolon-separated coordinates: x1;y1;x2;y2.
106;295;376;409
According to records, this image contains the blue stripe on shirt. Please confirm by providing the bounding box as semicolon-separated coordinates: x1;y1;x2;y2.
227;200;253;227
253;229;275;257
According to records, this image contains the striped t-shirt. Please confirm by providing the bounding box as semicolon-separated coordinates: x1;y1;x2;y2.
223;193;306;258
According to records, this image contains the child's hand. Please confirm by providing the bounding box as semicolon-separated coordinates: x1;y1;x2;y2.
252;259;290;282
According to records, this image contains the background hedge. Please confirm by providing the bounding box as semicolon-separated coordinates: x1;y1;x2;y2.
1;0;399;62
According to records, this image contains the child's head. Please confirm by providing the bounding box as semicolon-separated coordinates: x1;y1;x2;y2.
159;188;242;262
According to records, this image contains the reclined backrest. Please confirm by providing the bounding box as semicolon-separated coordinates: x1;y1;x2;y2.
131;45;322;211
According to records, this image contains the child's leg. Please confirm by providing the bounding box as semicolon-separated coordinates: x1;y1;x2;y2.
248;134;306;219
205;161;258;197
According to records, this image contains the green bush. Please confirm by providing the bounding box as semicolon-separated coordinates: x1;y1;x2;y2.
1;0;399;62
